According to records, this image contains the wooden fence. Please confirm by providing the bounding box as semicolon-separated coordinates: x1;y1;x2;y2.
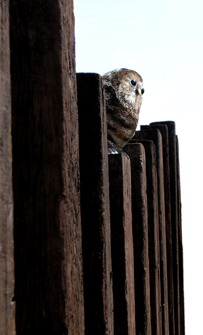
0;1;184;334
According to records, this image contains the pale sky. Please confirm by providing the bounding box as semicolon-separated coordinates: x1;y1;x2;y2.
74;1;203;333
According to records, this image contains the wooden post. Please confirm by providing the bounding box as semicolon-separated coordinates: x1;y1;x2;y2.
135;128;169;335
176;136;185;335
130;140;162;335
77;73;114;335
124;143;152;335
10;1;84;334
150;122;181;335
144;123;175;335
0;1;15;334
108;153;136;335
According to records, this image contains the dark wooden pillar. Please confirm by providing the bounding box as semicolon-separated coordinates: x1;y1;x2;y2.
124;143;152;335
131;140;162;335
176;136;185;335
167;122;181;335
109;153;136;335
135;128;169;335
151;121;181;335
10;1;84;334
144;123;175;335
77;73;114;335
0;0;15;334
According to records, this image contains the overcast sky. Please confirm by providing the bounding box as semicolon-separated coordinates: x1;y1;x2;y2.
74;1;203;333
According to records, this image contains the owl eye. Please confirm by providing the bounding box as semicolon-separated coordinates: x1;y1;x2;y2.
141;88;145;94
131;79;137;86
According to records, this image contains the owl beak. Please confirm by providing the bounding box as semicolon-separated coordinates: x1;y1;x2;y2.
137;88;142;95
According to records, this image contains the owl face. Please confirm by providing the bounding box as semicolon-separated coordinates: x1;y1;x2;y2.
118;71;144;115
103;68;144;116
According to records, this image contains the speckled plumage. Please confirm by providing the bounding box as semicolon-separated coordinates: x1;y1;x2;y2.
102;68;144;152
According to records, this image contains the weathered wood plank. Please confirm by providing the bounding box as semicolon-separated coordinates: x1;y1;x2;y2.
131;140;162;335
151;121;181;335
109;153;135;335
176;136;185;335
135;128;169;335
144;123;175;335
77;73;113;335
0;1;15;334
124;143;152;335
10;1;84;334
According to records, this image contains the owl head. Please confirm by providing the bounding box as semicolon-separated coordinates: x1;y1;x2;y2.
102;68;144;114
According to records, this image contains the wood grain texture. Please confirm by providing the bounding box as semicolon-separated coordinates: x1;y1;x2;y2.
0;1;15;334
150;121;181;335
77;73;114;335
135;128;170;335
131;140;162;335
148;123;176;335
124;143;152;335
10;1;84;334
109;153;135;335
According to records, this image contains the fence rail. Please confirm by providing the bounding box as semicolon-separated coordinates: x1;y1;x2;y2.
0;1;184;334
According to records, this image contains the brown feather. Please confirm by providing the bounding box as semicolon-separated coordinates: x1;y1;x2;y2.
102;68;144;151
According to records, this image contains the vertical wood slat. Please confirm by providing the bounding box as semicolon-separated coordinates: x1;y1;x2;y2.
145;123;175;335
131;140;162;335
163;122;181;335
77;73;114;335
176;136;185;335
108;153;136;335
124;143;152;335
135;128;169;335
151;121;181;335
0;1;15;334
10;1;84;334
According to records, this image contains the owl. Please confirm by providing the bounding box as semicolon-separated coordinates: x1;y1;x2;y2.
102;68;144;153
